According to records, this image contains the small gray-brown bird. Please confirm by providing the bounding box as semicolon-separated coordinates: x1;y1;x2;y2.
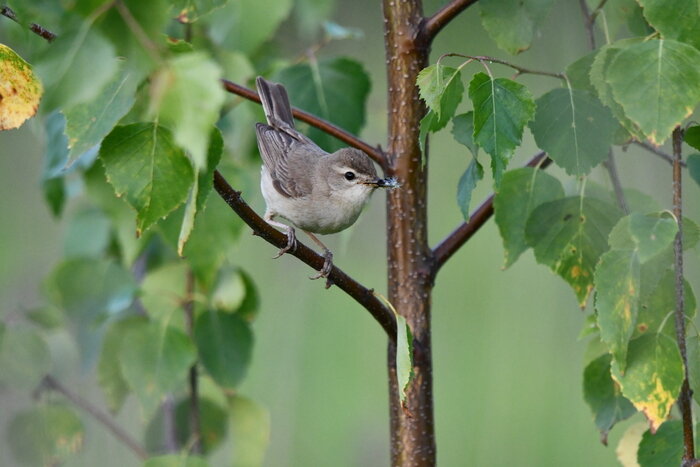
255;76;397;283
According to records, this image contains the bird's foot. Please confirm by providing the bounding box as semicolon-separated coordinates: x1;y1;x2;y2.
272;227;297;258
309;249;334;288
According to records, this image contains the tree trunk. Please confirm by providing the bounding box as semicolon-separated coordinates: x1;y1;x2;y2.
382;0;435;465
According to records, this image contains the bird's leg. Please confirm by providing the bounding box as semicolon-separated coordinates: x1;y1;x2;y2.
304;231;334;288
264;211;297;258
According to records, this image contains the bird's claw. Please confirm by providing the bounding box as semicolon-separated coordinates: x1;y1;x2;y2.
309;249;334;288
273;228;297;258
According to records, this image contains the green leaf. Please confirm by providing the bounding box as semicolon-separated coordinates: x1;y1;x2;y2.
98;0;171;78
194;311;253;389
0;326;51;391
468;72;535;185
99;123;194;235
638;0;700;51
685;126;700;151
144;455;209;467
120;321;197;418
629;212;678;263
494;168;564;268
0;43;42;130
177;128;223;255
530;88;618;176
478;0;555;54
418;110;439;153
172;0;228;22
687;336;700;405
275;57;371;152
140;262;190;321
526;197;620;305
47;258;136;320
41;112;69;216
637;419;683;467
98;316;147;413
594;249;640;373
687;154;700;188
456;157;484;221
210;268;259;320
583;353;637;445
63;207;111;258
590;39;646;141
35;27;118;111
63;64;137;165
228;395;271;467
395;312;414;407
452;111;478;156
606;39;700;145
151;52;225;170
26;305;65;330
416;65;463;121
636;270;696;339
145;397;227;455
208;0;292;55
565;52;597;93
611;335;683;432
8;405;84;466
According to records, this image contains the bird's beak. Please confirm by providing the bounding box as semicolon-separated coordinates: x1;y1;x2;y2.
372;177;400;189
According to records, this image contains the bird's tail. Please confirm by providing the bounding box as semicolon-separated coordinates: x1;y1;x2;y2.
256;76;296;129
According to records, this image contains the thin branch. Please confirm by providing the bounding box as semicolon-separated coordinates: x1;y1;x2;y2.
440;53;566;81
114;0;162;63
603;151;628;214
432;151;551;274
184;270;201;454
38;375;148;460
220;79;388;170
1;6;56;41
672;127;695;462
632;140;688;167
578;0;596;49
423;0;479;41
212;170;397;339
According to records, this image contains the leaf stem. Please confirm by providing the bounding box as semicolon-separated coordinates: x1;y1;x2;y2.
603;150;629;214
671;126;696;462
37;375;148;460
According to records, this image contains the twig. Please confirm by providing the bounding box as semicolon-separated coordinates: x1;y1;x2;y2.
578;0;597;49
672;127;695;462
183;270;201;454
440;53;566;81
220;79;388;170
432;151;551;274
1;6;56;41
631;140;688;167
212;170;397;339
423;0;479;41
38;375;148;460
603;151;628;214
162;395;178;452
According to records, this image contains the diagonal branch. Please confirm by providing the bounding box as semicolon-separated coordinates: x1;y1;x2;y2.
432;151;551;274
212;170;397;339
38;375;148;460
1;5;56;41
220;79;387;170
423;0;479;41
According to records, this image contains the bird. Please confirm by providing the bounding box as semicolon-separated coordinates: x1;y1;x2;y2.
254;76;398;285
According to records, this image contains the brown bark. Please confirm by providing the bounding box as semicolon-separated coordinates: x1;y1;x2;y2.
382;1;435;465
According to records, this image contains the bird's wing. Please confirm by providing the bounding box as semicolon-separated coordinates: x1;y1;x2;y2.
255;123;324;198
255;76;324;198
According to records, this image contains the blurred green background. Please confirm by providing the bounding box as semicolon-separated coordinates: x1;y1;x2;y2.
2;0;699;466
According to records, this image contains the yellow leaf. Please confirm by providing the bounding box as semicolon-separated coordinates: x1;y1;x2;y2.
0;43;42;130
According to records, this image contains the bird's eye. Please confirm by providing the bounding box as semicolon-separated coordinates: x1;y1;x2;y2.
344;171;356;181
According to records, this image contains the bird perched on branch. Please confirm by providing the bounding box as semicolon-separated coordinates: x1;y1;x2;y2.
255;76;398;286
